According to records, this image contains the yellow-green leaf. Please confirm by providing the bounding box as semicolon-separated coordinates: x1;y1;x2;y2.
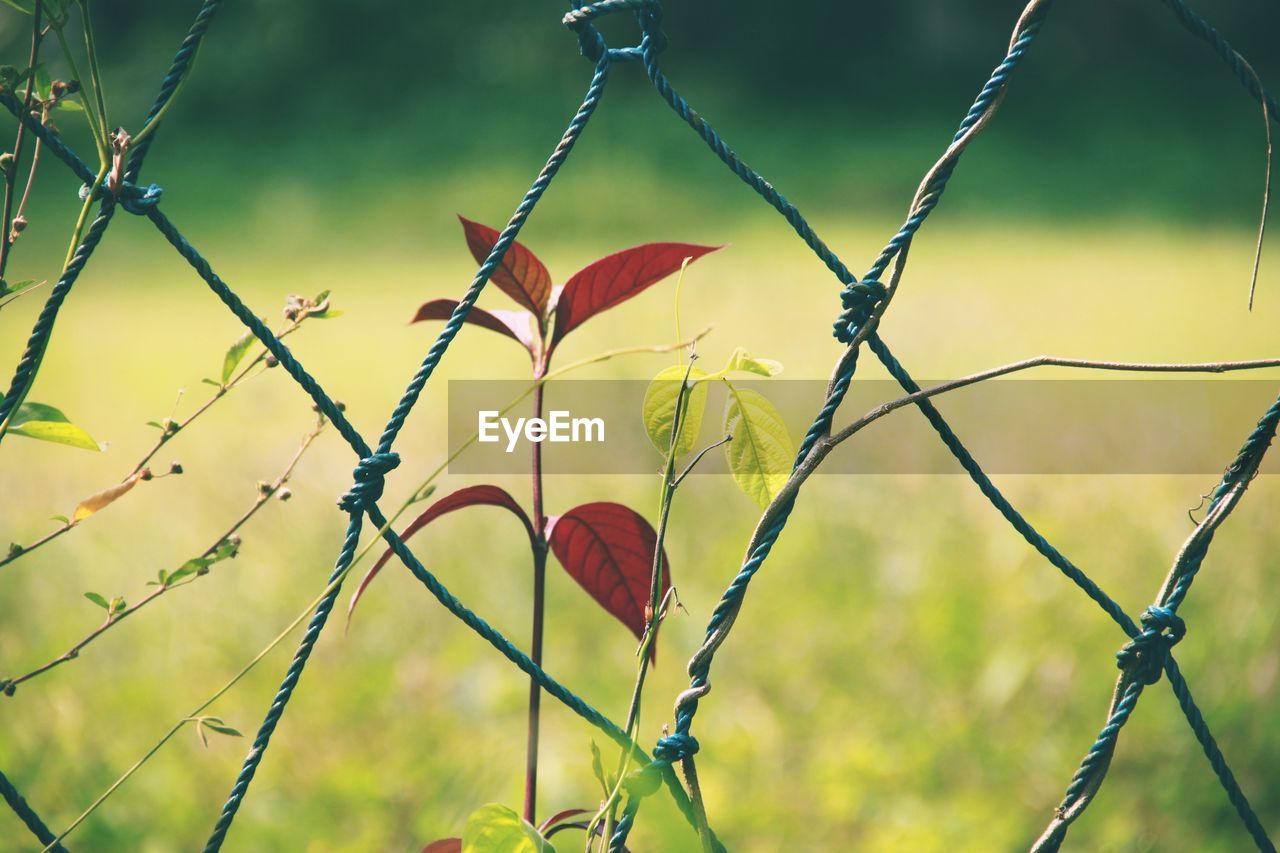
723;385;793;507
73;473;142;522
641;365;707;458
221;330;255;383
7;400;100;450
462;803;554;853
725;346;784;377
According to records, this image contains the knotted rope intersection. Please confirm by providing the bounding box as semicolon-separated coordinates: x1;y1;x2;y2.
0;0;1276;850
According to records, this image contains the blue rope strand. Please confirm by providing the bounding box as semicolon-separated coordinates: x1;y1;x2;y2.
145;208;371;457
0;769;66;852
124;0;222;184
1157;0;1280;125
1164;658;1276;852
0;203;116;438
1037;393;1280;850
203;51;614;848
202;511;367;852
370;55;611;459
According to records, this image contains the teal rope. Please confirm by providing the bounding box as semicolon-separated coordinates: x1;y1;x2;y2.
123;0;222;184
611;3;1057;844
145;208;371;457
0;203;116;436
0;768;66;852
1164;658;1276;852
202;50;614;850
1157;0;1280;125
1037;394;1280;851
834;0;1050;342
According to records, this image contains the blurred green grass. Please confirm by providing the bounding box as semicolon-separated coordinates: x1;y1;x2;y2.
3;72;1280;851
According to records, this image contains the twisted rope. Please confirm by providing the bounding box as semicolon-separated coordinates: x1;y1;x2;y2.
0;202;115;433
124;0;222;183
0;769;66;852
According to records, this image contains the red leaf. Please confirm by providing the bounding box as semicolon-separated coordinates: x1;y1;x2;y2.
547;502;670;657
459;216;553;315
411;298;536;353
421;840;461;853
550;243;720;346
348;486;534;623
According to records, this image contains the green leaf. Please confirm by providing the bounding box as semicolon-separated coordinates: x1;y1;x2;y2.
221;331;255;383
725;347;784;377
165;557;211;585
9;419;101;450
641;365;707;459
201;717;242;737
462;803;554;853
32;63;49;100
0;279;37;297
723;385;794;508
308;308;344;319
84;591;109;610
212;538;240;560
50;514;69;525
54;97;83;112
0;1;36;15
5;400;100;450
589;740;610;797
108;596;127;617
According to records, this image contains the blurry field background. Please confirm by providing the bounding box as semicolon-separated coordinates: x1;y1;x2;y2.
2;1;1280;850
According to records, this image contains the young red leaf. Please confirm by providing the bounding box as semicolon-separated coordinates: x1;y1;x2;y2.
550;243;720;346
411;298;536;353
421;840;461;853
459;216;552;315
546;502;670;657
348;485;534;623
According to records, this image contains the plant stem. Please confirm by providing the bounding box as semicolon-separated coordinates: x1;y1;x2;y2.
0;319;306;570
49;336;706;847
0;0;42;281
524;362;548;824
1;419;324;694
681;756;715;853
587;357;711;850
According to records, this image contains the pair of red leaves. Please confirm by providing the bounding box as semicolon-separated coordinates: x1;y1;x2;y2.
413;217;720;357
348;488;670;653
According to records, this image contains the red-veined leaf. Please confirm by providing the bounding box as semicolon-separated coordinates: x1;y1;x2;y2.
550;243;720;346
546;502;669;657
421;839;461;853
459;216;552;315
348;485;534;622
411;298;536;353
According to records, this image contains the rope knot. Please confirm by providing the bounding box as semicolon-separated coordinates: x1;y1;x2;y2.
833;279;887;342
78;179;164;215
652;732;699;763
337;452;400;514
120;182;164;215
563;0;666;64
1115;605;1186;685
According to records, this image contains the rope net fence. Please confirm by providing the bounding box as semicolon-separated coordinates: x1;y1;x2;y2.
0;0;1277;850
